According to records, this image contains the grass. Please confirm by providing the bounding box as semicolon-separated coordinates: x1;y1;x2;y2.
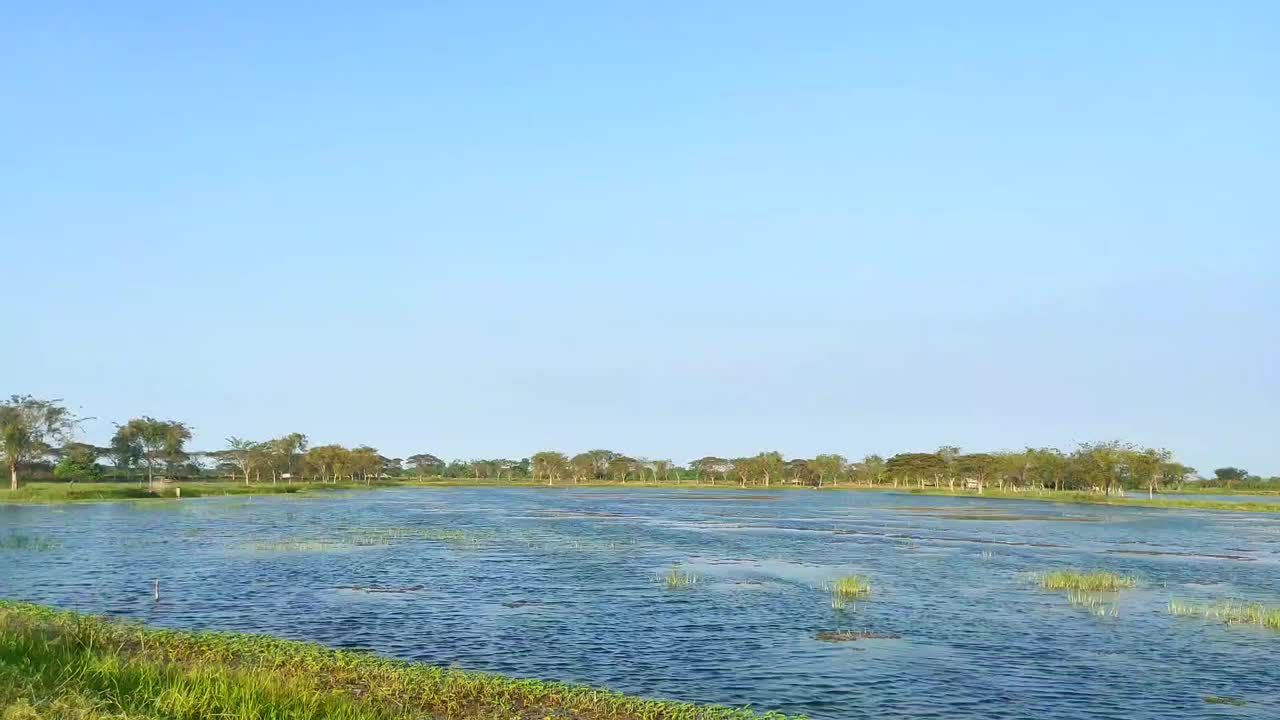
3;480;398;505
1066;591;1120;617
0;601;791;720
814;630;899;643
661;568;701;590
825;575;871;609
900;487;1280;513
1168;599;1280;631
1204;696;1248;706
1033;570;1138;593
0;534;61;552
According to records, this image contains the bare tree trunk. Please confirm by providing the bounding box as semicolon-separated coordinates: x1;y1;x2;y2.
9;462;16;491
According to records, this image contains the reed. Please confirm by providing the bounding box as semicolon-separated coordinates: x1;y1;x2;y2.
1034;570;1137;593
662;568;701;590
825;575;871;609
1169;599;1280;631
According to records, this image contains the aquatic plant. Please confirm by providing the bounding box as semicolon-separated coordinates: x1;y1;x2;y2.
0;601;792;720
0;534;61;551
1034;570;1137;592
1169;599;1280;631
814;630;899;643
662;568;701;590
824;575;871;609
1204;696;1247;706
1067;590;1120;617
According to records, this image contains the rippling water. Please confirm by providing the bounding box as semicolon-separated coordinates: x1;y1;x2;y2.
3;488;1278;719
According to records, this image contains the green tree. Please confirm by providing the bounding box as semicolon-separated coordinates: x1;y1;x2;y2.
406;453;445;478
807;454;846;487
117;417;192;490
53;442;102;483
224;437;266;485
1;396;77;491
1213;467;1249;489
532;451;568;485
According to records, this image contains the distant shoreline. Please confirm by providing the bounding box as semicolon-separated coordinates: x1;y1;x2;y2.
5;479;1279;513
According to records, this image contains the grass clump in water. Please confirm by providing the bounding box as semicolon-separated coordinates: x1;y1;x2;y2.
661;568;701;590
825;575;871;609
1034;570;1137;592
1204;696;1247;706
0;601;790;720
1067;590;1120;617
0;534;61;552
1169;599;1280;631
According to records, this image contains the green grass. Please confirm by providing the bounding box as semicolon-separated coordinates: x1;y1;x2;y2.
1204;696;1248;706
824;575;871;609
2;481;397;505
661;568;701;590
1066;591;1120;617
0;601;791;720
1033;570;1138;593
1169;599;1280;631
900;487;1280;513
0;535;61;552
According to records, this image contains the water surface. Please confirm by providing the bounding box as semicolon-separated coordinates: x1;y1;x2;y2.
3;488;1278;719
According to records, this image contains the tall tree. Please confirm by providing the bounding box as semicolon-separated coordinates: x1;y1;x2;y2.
224;437;264;485
807;454;847;487
1;396;76;491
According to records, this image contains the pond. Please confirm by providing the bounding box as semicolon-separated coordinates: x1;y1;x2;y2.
3;487;1279;719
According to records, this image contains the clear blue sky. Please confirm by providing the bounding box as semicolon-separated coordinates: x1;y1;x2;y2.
4;2;1277;475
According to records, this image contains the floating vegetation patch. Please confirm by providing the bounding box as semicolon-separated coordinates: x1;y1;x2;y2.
1106;549;1254;562
252;527;492;553
815;630;900;643
0;534;62;551
826;575;872;609
1034;570;1138;592
661;568;701;590
1169;599;1280;631
894;507;1097;522
336;585;425;594
1205;696;1247;706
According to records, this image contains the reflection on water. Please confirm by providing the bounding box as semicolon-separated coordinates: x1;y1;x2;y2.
3;488;1279;719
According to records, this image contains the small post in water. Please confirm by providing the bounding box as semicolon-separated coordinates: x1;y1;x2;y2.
154;579;160;602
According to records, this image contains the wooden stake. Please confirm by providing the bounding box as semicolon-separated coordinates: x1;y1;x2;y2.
154;579;160;602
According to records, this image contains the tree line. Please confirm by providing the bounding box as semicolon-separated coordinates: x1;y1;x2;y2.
3;395;1276;495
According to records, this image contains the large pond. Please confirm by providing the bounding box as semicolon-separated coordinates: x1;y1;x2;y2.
3;488;1279;719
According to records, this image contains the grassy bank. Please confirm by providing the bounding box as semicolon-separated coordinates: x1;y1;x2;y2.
8;478;1280;514
1;480;396;505
0;601;787;720
894;487;1280;513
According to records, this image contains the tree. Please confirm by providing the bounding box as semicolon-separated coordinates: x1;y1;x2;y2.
1;396;77;491
1130;448;1172;499
270;432;308;484
224;437;265;485
117;417;192;490
807;454;846;487
1213;467;1249;489
532;451;568;485
955;453;997;492
109;424;144;483
856;454;887;486
406;453;445;478
53;442;102;483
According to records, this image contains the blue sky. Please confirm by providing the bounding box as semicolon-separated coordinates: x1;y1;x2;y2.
3;2;1277;474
